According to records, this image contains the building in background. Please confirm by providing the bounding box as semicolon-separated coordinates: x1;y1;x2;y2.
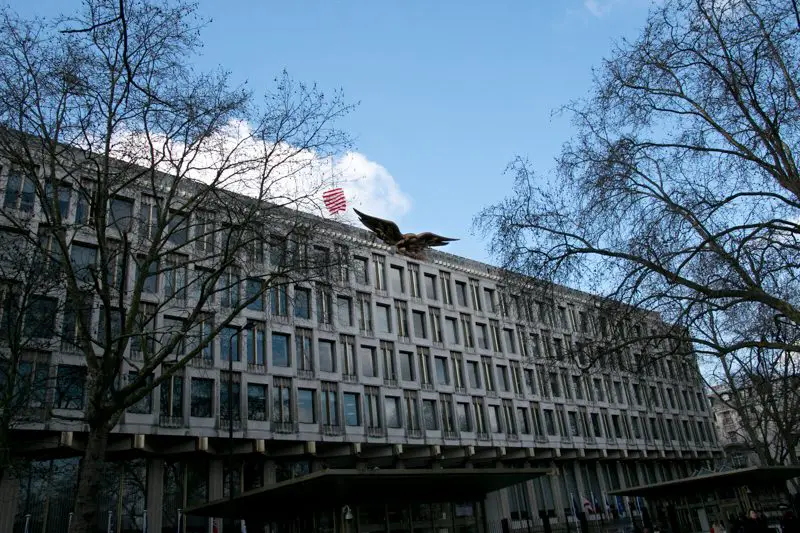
0;161;722;533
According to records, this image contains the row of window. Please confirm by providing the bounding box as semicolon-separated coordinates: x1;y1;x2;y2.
4;168;690;369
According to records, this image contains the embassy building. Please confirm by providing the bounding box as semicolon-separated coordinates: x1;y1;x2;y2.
0;161;722;533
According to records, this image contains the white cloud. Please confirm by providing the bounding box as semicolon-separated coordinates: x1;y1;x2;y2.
331;152;412;224
584;0;614;18
101;120;413;223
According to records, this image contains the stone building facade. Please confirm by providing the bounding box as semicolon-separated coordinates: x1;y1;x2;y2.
0;162;722;532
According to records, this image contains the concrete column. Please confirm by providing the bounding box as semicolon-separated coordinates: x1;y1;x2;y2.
0;472;19;533
550;467;566;517
596;461;611;512
209;458;224;533
263;459;276;485
146;459;164;533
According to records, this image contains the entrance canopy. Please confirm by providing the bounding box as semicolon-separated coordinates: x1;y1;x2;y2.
187;467;551;520
608;466;800;499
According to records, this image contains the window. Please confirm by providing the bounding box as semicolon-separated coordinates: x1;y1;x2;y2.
245;279;264;311
337;296;352;326
544;409;557;435
451;352;464;389
139;196;160;240
441;395;456;433
354;257;369;285
394;300;409;337
510;363;523;395
294;287;311;319
469;279;482;311
385;396;402;428
518;407;531;434
376;303;392;334
219;268;239;308
74;180;95;224
356;292;372;332
418;347;432;386
341;335;356;376
475;323;489;350
503;401;516;435
440;272;452;305
247;383;268;421
504;329;516;354
221;326;241;362
455;281;468;307
422;399;437;430
295;328;313;372
71;244;97;284
381;341;396;381
591;413;602;437
445;317;459;344
272;378;292;423
43;181;72;219
109;196;134;232
489;405;502;433
467;361;481;389
167;211;188;246
272;333;290;367
195;213;215;254
334;243;350;283
482;357;495;392
435;356;450;385
473;398;486;434
343;392;361;426
219;371;241;422
484;288;496;313
321;382;338;425
164;255;188;301
361;345;378;377
390;265;404;294
24;296;57;338
246;322;266;366
409;264;421;298
373;254;386;291
160;370;183;419
568;411;580;437
572;375;583;400
524;369;536;395
365;387;381;429
404;391;420;431
317;285;333;325
270;284;289;316
269;235;287;267
457;402;472;432
400;351;415;381
53;365;85;410
460;314;474;349
412;310;427;339
297;389;315;424
424;273;437;300
429;308;443;343
497;366;510;392
549;372;561;397
319;340;336;372
191;378;213;417
489;320;502;352
4;169;35;212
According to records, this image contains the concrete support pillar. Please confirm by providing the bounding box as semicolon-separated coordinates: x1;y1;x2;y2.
264;459;276;485
595;461;611;512
0;471;20;533
209;458;224;533
550;466;566;516
146;459;164;533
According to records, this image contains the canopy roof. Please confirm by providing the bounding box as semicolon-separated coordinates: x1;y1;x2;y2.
187;467;551;520
608;466;800;499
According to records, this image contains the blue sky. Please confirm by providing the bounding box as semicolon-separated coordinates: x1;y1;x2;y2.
10;0;653;263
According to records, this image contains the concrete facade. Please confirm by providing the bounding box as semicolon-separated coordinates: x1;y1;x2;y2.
0;162;723;532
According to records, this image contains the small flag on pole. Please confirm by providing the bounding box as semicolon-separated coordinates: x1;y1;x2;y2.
323;187;347;214
583;496;595;514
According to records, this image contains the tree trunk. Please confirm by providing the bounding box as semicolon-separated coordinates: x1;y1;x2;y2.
69;425;110;533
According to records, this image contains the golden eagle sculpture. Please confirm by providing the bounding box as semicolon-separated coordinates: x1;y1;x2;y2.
353;209;458;260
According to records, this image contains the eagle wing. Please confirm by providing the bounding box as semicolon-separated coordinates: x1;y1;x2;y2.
353;209;404;245
414;232;459;248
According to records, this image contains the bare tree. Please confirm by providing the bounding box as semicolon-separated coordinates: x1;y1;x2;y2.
0;0;353;531
0;230;66;488
477;0;800;466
